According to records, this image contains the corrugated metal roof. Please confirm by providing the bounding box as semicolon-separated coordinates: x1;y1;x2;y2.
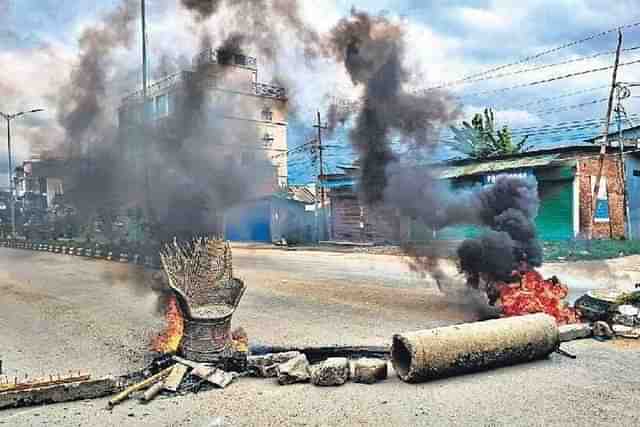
434;154;562;179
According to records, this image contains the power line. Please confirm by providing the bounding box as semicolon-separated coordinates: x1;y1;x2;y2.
529;98;608;116
430;20;640;89
430;45;640;90
490;85;608;110
458;57;640;98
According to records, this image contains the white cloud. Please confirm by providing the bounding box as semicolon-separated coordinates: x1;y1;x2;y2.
457;6;510;30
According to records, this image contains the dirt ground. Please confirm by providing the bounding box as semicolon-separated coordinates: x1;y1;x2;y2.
1;246;640;426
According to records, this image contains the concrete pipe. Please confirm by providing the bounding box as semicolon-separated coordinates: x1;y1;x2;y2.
392;313;559;383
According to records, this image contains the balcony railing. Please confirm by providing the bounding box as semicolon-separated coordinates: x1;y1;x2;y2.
121;71;192;104
193;47;257;70
253;82;287;100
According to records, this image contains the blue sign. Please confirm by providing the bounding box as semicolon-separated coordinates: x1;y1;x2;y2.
595;199;609;220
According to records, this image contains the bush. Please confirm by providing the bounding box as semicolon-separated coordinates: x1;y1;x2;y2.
543;239;640;262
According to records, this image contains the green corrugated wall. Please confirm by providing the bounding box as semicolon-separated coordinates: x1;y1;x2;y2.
408;175;575;242
535;180;574;240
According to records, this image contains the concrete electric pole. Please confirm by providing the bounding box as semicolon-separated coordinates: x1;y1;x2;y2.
0;109;44;238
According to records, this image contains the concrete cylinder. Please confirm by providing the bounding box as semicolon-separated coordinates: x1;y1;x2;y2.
392;314;559;383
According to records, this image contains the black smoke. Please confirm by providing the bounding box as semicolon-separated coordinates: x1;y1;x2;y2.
324;9;457;206
325;9;542;292
180;0;222;19
180;0;319;61
47;0;275;245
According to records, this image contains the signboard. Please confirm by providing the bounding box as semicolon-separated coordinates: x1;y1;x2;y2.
483;170;532;185
591;176;609;222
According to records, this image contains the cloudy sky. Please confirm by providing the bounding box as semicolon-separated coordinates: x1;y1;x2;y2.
2;0;640;184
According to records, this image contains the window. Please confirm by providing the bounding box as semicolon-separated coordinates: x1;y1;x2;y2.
262;132;274;147
261;108;273;122
591;176;609;222
155;94;169;118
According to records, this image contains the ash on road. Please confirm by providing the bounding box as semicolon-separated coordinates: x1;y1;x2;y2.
0;246;639;426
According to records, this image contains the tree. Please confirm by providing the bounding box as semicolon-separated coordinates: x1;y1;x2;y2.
450;108;530;159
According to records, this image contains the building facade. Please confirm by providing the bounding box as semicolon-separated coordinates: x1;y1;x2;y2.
118;47;289;187
323;145;640;243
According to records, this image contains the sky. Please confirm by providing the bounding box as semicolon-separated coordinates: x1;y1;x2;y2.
2;0;640;184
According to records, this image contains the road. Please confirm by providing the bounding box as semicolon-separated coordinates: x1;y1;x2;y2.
0;246;639;426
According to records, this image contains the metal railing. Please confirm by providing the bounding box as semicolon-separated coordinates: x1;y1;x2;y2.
192;47;257;70
253;82;287;100
121;71;192;104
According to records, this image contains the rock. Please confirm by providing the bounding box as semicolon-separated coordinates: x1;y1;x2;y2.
351;358;388;384
558;323;592;342
593;321;614;338
248;351;302;378
612;324;640;338
611;305;639;327
277;354;310;385
310;357;350;386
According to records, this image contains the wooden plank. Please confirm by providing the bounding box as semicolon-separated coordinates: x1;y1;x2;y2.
163;364;188;392
0;373;91;393
0;377;118;410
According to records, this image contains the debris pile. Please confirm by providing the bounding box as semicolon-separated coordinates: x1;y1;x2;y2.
570;288;640;341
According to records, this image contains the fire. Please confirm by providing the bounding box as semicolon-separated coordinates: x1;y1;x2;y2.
152;295;184;353
496;270;579;325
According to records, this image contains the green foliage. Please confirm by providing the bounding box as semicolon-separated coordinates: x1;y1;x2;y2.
450;108;530;159
543;239;640;262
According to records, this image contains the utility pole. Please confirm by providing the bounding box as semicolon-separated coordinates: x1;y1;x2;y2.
0;109;44;239
313;111;328;241
140;0;154;230
589;29;623;239
612;80;640;240
141;0;148;102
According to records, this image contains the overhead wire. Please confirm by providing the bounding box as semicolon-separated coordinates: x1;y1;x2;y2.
428;20;640;89
431;45;640;90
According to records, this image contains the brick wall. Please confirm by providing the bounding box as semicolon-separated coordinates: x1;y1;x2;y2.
578;155;626;238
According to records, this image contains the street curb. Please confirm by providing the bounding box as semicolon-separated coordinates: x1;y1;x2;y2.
0;240;162;270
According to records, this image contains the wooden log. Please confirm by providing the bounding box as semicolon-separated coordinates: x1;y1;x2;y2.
140;381;165;403
0;377;118;410
107;366;173;408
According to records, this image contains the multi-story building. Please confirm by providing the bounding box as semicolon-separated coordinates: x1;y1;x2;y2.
118;47;289;187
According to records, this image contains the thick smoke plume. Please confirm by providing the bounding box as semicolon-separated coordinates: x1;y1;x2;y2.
53;0;137;224
180;0;319;60
324;10;457;205
326;10;542;290
39;0;274;250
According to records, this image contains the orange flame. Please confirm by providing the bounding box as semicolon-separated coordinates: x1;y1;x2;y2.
496;270;579;325
152;295;184;353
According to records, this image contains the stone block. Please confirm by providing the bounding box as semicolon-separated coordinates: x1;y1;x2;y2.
248;351;301;378
310;357;350;386
351;358;388;384
277;354;310;385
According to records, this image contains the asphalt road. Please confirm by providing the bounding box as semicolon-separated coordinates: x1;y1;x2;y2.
0;247;639;426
